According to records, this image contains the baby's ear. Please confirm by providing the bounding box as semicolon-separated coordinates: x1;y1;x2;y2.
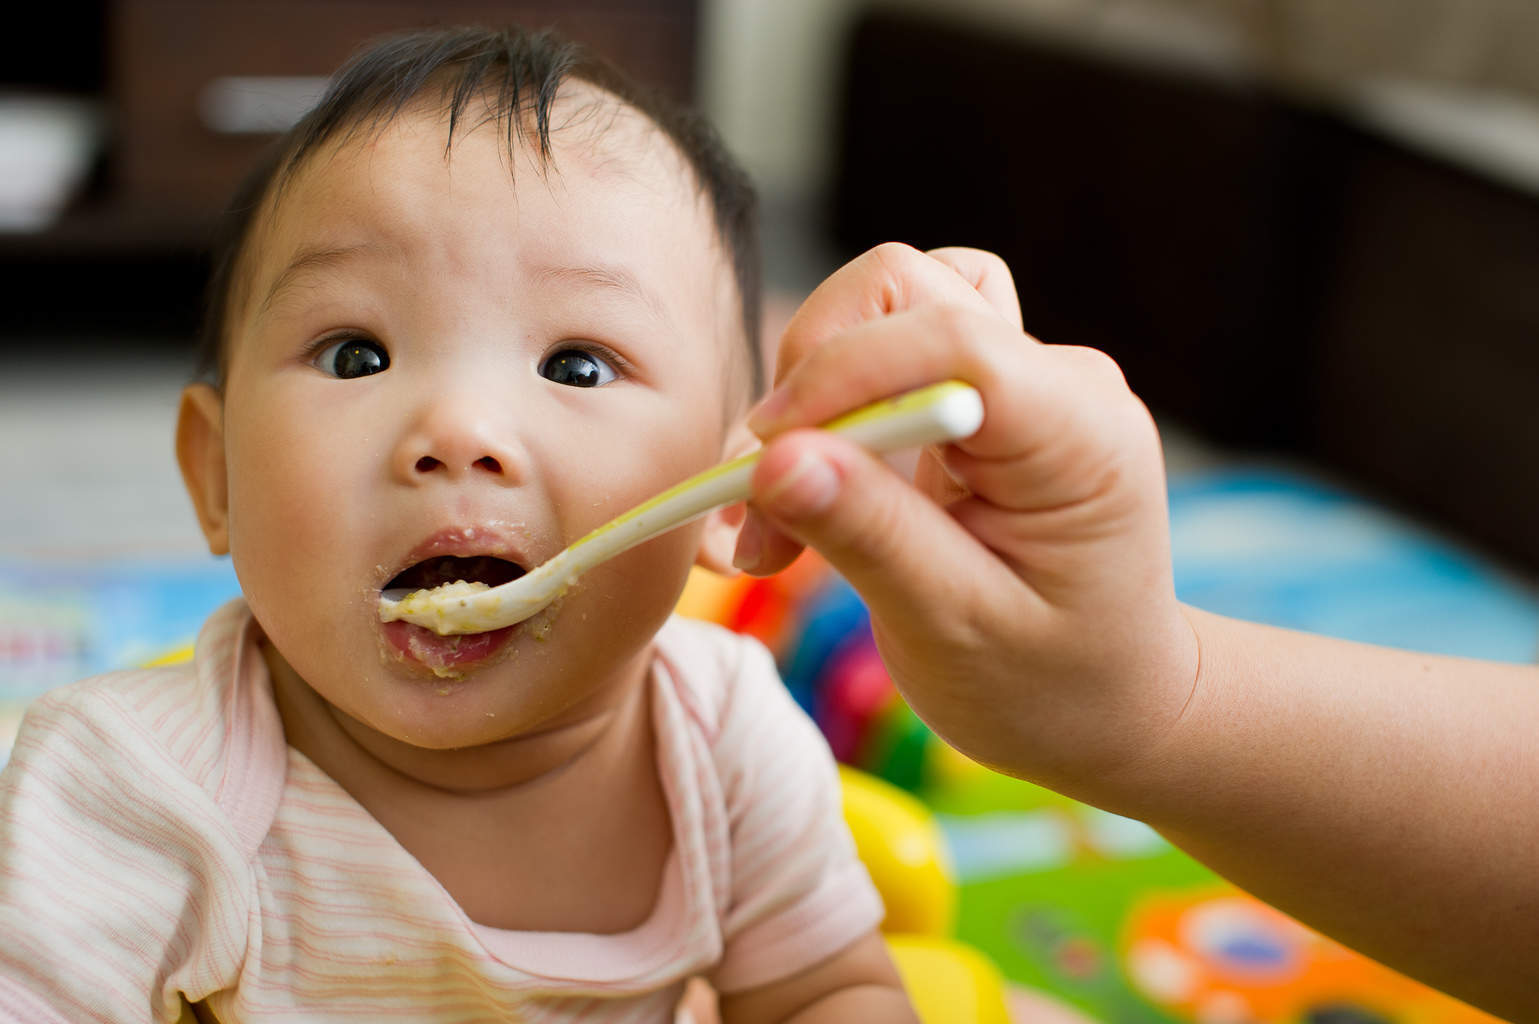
693;420;759;575
176;383;231;556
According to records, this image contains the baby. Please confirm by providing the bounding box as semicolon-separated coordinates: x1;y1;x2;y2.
0;26;914;1022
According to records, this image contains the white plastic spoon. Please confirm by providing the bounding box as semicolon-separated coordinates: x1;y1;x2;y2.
378;380;984;635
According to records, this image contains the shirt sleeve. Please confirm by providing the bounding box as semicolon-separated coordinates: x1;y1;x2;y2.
706;633;885;994
0;681;252;1022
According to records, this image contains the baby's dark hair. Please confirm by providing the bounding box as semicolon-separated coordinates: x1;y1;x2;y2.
196;24;762;393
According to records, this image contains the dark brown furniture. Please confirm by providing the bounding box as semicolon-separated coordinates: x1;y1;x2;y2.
829;8;1539;574
3;0;698;336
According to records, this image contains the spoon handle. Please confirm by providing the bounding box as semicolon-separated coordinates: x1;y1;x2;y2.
560;380;984;578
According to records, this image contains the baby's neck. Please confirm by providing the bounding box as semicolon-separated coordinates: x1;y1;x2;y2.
263;640;671;933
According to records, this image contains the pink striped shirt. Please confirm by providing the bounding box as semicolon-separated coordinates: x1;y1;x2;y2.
0;601;882;1021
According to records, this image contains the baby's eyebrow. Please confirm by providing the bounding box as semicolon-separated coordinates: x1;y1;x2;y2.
258;243;381;319
532;263;669;325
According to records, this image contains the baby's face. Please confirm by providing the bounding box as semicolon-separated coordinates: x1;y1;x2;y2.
209;90;744;749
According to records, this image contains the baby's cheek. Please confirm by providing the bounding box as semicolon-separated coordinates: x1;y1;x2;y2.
616;520;703;596
225;462;355;634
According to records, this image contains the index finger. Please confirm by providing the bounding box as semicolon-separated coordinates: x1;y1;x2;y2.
772;243;1015;387
750;302;1039;458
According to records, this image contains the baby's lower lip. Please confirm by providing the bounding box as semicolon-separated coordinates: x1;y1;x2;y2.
381;619;516;676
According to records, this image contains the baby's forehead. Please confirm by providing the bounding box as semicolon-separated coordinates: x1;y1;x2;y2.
233;83;747;366
255;87;707;265
306;85;686;198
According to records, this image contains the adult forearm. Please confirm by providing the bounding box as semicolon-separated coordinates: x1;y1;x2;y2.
1119;607;1539;1021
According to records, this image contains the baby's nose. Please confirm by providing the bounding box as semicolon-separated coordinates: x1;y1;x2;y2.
413;452;505;475
394;398;525;484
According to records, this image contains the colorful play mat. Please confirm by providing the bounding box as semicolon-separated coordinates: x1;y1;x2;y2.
3;465;1532;1023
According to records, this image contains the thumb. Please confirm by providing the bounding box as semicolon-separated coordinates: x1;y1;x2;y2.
748;429;1007;630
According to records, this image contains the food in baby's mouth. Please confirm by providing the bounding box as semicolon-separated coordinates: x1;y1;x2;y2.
378;578;486;619
415;579;490;601
379;572;520;674
378;554;524;627
380;579;489;622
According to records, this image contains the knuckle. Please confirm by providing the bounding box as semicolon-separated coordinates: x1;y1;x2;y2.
868;240;924;269
974;248;1013;279
957;246;1014;283
1067;345;1130;390
867;242;927;305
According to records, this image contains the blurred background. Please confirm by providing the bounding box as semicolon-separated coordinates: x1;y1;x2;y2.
4;2;1539;1020
5;0;1539;569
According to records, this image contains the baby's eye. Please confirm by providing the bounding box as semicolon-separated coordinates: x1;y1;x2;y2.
316;337;389;379
539;348;617;388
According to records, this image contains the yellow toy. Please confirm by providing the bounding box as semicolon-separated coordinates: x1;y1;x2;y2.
838;765;1014;1024
839;764;957;936
887;934;1013;1024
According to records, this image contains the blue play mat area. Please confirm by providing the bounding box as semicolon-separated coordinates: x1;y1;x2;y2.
1165;469;1537;662
3;465;1533;1021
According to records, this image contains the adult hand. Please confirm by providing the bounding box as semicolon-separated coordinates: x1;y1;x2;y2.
738;244;1196;800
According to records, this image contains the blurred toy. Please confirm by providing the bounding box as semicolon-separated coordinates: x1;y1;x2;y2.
679;561;967;793
1124;890;1503;1024
888;935;1014;1024
839;764;956;936
838;765;1015;1024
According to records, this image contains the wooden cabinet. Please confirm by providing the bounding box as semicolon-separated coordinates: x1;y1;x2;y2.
831;8;1539;573
108;1;699;233
2;0;699;336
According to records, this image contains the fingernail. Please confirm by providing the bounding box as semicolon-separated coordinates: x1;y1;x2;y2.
762;451;839;519
732;512;764;571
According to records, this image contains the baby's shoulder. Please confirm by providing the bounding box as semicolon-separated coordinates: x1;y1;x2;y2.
653;614;822;758
655;613;773;671
15;601;273;806
19;659;216;779
651;617;841;841
27;657;199;726
7;637;279;861
654;615;782;719
3;660;265;928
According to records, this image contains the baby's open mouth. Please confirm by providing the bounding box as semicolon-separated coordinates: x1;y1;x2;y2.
380;556;526;677
384;555;526;594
